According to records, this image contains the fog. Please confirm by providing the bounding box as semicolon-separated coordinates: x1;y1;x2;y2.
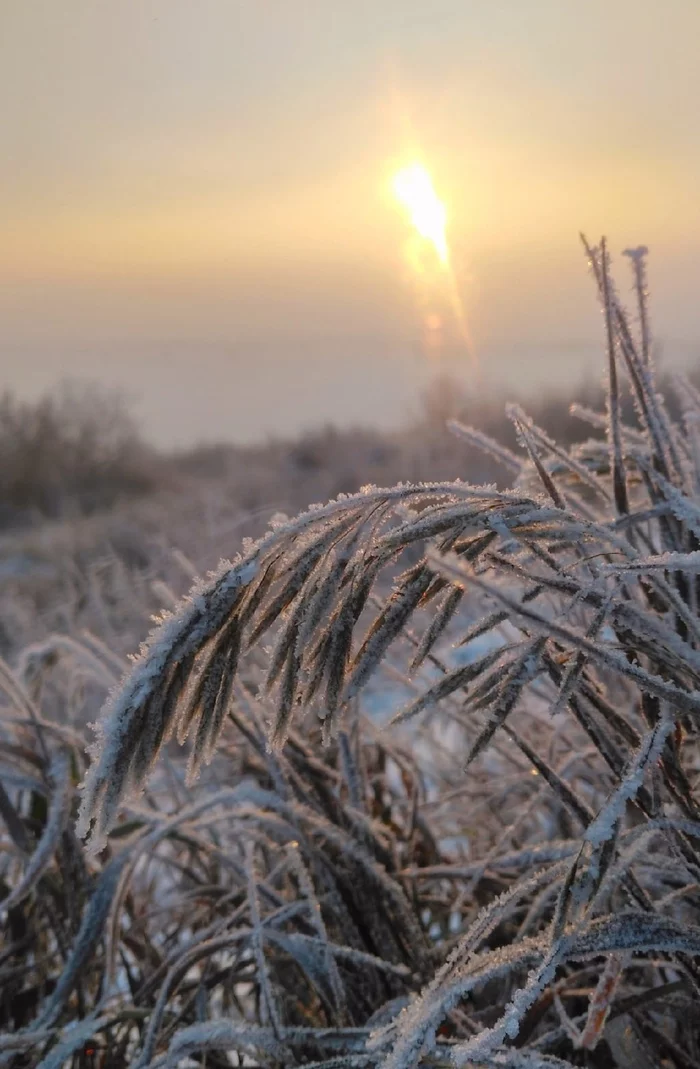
2;0;700;444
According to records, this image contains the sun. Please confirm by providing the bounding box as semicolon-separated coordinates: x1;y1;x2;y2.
391;163;449;266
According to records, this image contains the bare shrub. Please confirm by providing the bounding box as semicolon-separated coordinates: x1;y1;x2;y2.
0;383;164;528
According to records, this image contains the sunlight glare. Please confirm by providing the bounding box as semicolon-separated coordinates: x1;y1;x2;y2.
392;163;449;266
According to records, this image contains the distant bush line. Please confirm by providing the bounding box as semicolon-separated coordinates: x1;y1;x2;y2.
2;361;696;532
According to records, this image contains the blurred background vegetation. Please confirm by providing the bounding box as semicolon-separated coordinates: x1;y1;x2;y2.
0;373;611;531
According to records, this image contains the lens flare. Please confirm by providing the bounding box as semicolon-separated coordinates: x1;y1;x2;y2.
391;158;476;370
392;163;449;266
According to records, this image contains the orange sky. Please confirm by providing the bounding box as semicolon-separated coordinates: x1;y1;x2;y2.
2;1;700;444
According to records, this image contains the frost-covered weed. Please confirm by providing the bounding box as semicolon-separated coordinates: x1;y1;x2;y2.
2;240;700;1067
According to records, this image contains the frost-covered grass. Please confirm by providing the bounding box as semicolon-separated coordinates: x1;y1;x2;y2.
2;238;700;1067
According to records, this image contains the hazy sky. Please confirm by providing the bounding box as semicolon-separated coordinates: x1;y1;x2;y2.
2;1;700;446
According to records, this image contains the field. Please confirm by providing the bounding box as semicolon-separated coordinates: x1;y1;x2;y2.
2;244;700;1069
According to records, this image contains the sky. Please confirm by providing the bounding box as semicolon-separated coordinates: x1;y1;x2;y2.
2;0;700;447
